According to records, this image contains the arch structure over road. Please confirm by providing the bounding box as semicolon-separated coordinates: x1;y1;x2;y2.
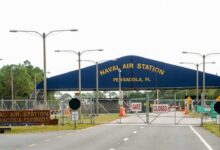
37;55;220;91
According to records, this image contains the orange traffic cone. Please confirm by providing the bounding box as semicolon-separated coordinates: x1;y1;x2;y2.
184;107;189;115
179;106;182;111
119;106;126;117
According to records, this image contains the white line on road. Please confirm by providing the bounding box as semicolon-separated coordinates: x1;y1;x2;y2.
133;131;137;134
56;135;63;138
189;125;213;150
109;149;115;150
123;138;129;141
66;133;74;135
28;144;36;147
140;126;144;129
44;139;51;142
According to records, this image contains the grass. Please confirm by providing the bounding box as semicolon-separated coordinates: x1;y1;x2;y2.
10;124;94;134
189;112;220;137
204;122;220;137
189;112;210;118
6;113;220;137
189;112;202;118
7;113;120;134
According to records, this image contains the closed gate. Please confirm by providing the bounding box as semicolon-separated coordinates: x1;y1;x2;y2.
93;98;214;126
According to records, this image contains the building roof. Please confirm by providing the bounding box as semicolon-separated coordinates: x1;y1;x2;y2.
37;55;220;91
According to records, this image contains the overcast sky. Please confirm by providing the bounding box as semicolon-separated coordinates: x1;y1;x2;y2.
1;0;220;77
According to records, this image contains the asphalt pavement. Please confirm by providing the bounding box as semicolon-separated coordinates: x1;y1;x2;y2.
1;123;220;150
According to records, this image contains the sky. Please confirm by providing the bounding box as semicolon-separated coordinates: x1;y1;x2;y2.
1;0;220;78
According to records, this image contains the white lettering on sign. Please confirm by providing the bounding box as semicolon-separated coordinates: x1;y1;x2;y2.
153;104;169;113
131;103;142;112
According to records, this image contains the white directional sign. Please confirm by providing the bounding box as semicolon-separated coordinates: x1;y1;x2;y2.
72;111;79;121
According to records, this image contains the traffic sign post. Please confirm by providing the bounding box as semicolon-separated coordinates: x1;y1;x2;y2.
216;115;220;125
69;98;81;128
72;111;79;129
72;111;79;121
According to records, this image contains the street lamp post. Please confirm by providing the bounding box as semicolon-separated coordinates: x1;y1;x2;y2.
79;60;99;116
34;74;37;109
118;69;122;105
118;69;122;124
81;59;117;116
182;51;220;107
180;62;216;103
10;28;78;109
55;49;103;119
11;66;15;110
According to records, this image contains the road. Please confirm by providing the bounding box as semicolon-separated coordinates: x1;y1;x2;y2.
1;124;220;150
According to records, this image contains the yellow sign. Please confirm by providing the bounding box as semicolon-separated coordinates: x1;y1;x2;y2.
216;96;220;101
75;92;80;96
187;96;192;104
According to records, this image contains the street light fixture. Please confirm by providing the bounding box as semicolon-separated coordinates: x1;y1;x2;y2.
55;49;103;97
10;28;78;109
182;51;220;107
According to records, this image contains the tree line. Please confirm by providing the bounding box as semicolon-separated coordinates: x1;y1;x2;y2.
0;60;43;99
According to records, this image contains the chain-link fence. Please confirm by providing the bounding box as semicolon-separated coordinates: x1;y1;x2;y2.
0;98;217;125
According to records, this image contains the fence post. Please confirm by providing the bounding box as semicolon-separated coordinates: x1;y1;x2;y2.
174;93;177;125
146;93;149;124
61;100;64;126
1;98;3;110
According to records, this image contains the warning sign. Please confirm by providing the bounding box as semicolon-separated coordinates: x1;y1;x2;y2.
216;96;220;102
186;96;192;104
153;104;169;113
131;103;142;112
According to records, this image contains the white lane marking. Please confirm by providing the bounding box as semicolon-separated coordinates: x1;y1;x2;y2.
109;149;115;150
56;135;63;138
67;133;74;135
123;138;129;141
44;139;51;142
104;124;148;126
140;126;144;129
28;144;36;147
133;131;137;134
189;125;213;150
